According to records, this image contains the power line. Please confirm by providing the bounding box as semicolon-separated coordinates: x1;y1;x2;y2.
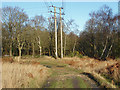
43;0;54;25
62;0;63;8
43;0;52;15
50;2;53;6
43;0;50;11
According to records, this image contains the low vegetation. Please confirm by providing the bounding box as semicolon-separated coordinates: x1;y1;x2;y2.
1;56;120;88
98;62;120;87
2;61;50;88
62;57;120;88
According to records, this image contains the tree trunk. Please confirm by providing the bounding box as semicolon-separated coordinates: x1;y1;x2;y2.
64;35;66;56
49;49;50;56
27;44;30;55
27;49;29;55
39;46;42;56
107;44;113;58
18;47;21;59
94;42;96;57
100;36;108;59
17;34;24;59
37;36;42;57
32;43;35;57
1;47;3;54
73;38;76;53
10;44;12;56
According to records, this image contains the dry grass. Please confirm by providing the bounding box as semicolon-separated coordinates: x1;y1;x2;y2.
98;61;120;87
62;57;119;88
0;58;2;89
2;62;50;88
62;57;118;72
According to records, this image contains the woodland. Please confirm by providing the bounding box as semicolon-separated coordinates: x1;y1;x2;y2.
1;5;120;60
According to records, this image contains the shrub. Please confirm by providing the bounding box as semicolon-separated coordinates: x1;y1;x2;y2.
2;57;14;63
78;54;83;58
68;51;83;58
35;55;41;58
74;51;79;56
68;52;74;57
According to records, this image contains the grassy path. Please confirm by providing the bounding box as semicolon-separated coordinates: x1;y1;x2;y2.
38;59;98;88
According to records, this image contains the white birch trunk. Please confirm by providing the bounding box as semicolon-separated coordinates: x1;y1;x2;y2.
73;38;76;53
38;46;42;56
18;47;21;59
10;44;12;56
37;36;42;56
100;36;108;59
107;44;113;58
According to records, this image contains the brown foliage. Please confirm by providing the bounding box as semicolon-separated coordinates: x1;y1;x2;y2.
64;60;78;66
99;62;120;82
31;61;40;66
27;73;34;78
2;57;14;63
39;69;43;73
86;64;94;68
106;57;115;61
107;63;120;81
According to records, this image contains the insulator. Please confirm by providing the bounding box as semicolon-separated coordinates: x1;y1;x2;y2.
62;12;65;15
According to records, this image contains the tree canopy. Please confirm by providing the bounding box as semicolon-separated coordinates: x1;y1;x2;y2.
2;5;120;60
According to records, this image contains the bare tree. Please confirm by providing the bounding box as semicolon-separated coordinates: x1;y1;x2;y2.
31;15;46;56
2;7;18;56
15;7;28;58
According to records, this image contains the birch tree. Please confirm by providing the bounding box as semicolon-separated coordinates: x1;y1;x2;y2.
78;5;117;59
63;19;74;56
32;15;46;56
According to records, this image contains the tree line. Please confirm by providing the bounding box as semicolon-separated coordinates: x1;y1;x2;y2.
2;5;120;60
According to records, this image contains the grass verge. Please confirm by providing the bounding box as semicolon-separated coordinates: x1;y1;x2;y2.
83;71;118;88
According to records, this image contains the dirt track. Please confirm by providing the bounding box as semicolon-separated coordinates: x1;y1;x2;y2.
38;58;99;88
38;56;119;88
